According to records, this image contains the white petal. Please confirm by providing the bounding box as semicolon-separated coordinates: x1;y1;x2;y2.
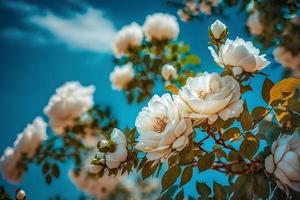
265;155;275;173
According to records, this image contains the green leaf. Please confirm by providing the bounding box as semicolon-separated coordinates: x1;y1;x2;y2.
179;146;194;165
42;162;49;174
213;181;226;200
184;54;201;65
175;189;184;200
45;174;52;185
141;161;155;179
162;164;181;192
51;164;60;178
222;127;240;141
269;78;300;104
180;165;193;186
262;78;274;104
239;102;253;131
198;153;215;172
239;133;259;160
196;182;211;197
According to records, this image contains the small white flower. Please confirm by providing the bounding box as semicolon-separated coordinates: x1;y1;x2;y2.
210;20;227;39
247;11;263;35
143;13;179;41
110;63;134;90
175;72;244;124
161;64;178;80
209;37;270;72
0;147;21;184
13;117;47;158
16;189;26;200
44;81;95;135
232;66;243;76
273;46;300;73
265;133;300;192
105;128;128;169
113;22;143;57
135;93;193;160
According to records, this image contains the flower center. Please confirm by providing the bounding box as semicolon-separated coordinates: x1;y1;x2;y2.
198;91;209;99
153;116;168;133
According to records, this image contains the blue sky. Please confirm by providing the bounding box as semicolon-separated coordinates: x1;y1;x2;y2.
0;0;284;199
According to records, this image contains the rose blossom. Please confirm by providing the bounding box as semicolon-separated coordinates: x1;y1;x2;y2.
161;64;178;81
44;81;95;135
113;22;143;57
143;13;179;41
175;72;244;124
13;117;47;158
273;46;300;76
265;133;300;192
209;37;270;72
135;93;193;160
110;63;134;90
0;147;21;183
247;11;263;35
105;128;128;169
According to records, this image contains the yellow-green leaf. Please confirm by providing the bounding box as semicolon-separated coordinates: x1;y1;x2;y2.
162;164;181;192
180;165;193;186
270;78;300;104
239;103;253;131
262;78;274;103
251;106;269;123
240;133;259;159
165;84;179;95
198;153;215;171
222;127;240;141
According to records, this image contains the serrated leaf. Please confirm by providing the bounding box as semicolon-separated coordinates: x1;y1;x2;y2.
198;153;215;172
196;182;211;197
51;164;60;178
239;103;253;131
251;106;269;123
165;84;179;95
270;78;300;104
222;127;240;141
239;133;259;159
180;165;193;186
162;165;181;192
262;78;274;104
175;189;184;200
213;181;226;200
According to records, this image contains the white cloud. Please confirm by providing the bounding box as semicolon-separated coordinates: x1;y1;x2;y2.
1;2;117;53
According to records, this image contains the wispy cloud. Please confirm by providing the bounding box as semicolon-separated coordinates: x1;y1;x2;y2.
1;1;117;53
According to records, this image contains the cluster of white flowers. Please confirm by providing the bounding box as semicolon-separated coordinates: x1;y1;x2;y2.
246;11;264;36
69;170;120;199
209;36;270;72
44;81;95;135
265;133;300;192
113;13;179;57
110;63;134;90
273;46;300;77
113;22;143;57
0;117;47;183
135;73;244;160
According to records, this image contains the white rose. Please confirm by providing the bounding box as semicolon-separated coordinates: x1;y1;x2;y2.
246;11;263;35
13;117;47;158
265;133;300;192
110;63;134;90
210;20;227;39
0;147;21;183
161;64;178;80
44;81;95;135
209;37;270;72
113;22;143;57
135;93;193;160
16;189;26;200
143;13;179;41
175;72;244;124
273;46;300;72
105;128;128;169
